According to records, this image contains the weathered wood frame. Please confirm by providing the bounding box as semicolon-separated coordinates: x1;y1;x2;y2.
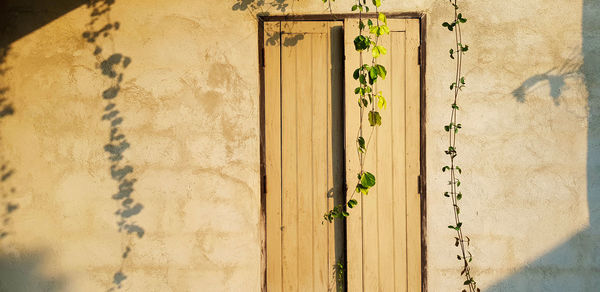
258;12;427;291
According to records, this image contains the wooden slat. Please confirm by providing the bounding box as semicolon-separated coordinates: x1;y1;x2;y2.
281;28;299;291
391;28;408;292
296;32;314;292
312;29;329;292
376;30;394;292
343;18;364;292
264;21;282;292
405;18;422;292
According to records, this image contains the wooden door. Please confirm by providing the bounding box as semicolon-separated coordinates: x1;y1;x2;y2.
264;21;345;292
344;19;422;292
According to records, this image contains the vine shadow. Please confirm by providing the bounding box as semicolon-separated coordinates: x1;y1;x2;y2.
232;0;290;15
489;0;600;290
82;0;144;290
0;45;18;248
232;0;308;47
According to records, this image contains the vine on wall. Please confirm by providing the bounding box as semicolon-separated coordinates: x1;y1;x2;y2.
318;1;480;290
442;0;479;291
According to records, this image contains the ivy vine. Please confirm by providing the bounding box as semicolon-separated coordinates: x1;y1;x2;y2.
322;0;389;222
441;1;479;291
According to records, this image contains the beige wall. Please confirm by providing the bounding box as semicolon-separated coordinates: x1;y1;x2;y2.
0;0;598;291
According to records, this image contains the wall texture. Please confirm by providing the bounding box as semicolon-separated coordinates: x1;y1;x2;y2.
0;0;597;291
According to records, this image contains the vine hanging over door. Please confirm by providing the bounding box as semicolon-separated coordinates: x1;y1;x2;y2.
322;0;389;222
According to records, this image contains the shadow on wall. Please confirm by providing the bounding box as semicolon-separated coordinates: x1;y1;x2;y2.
0;0;88;49
82;0;144;290
0;251;66;292
0;45;18;247
232;0;290;15
489;1;600;291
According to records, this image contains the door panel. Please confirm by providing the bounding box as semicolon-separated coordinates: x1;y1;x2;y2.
264;21;344;292
344;19;421;292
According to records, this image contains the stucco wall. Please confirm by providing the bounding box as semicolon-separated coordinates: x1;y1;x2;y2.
0;0;598;291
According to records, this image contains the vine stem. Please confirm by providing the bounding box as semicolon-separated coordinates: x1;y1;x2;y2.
446;0;477;291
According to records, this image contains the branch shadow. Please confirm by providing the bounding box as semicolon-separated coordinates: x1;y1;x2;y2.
82;1;144;290
0;45;19;251
232;0;290;15
489;0;600;290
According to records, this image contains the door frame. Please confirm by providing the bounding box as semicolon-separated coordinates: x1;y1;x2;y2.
257;13;428;291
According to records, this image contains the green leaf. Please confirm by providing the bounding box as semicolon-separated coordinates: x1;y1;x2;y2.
368;110;382;126
361;172;376;188
372;0;381;7
353;68;360;80
457;179;461;187
377;94;386;109
369;66;378;82
452;103;459;110
380;25;390;35
352;4;358;11
456;166;462;174
442;22;450;27
442;166;450;172
444;192;450;197
450;83;456;90
378;12;387;24
375;64;387;79
359;74;366;85
367;19;373;27
354;35;370;51
356;183;369;195
457;192;462;200
359;20;365;30
449;48;454;59
348;199;358;208
357;136;366;153
460;77;465;84
372;45;387;58
456;222;462;229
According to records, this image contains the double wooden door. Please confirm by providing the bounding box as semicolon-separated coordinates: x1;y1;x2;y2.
263;19;421;292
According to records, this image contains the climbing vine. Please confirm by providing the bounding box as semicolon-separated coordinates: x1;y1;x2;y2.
441;1;479;291
323;0;389;222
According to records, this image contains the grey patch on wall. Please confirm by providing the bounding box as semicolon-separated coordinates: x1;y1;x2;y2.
0;251;66;292
494;1;600;290
197;58;255;151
